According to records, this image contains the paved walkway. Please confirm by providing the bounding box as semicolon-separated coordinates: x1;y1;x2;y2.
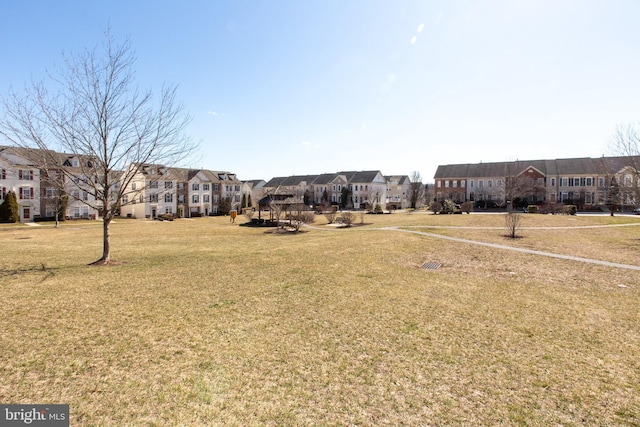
304;222;640;271
382;226;640;271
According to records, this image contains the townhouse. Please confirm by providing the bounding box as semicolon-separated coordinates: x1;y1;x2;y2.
261;171;410;210
385;175;411;210
119;164;244;219
0;146;40;222
434;156;640;209
1;146;104;221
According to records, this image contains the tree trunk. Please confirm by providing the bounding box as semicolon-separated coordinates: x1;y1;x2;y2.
99;216;111;264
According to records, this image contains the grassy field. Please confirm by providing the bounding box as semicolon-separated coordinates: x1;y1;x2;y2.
1;212;639;426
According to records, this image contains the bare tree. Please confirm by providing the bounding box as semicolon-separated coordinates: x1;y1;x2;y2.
409;171;425;209
504;212;522;238
611;123;640;206
429;201;442;214
41;168;68;228
324;205;337;224
0;31;196;264
340;211;355;227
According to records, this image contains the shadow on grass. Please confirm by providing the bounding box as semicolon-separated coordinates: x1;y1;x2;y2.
0;264;57;282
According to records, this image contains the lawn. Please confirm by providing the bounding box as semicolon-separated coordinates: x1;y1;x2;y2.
1;213;639;426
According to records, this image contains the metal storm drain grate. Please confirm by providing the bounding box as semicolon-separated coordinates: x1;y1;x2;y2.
421;262;441;270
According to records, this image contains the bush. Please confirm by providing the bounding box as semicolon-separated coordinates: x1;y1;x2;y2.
0;191;19;223
527;205;538;214
460;201;473;214
443;199;456;214
34;216;66;223
340;212;355;227
156;213;174;221
429;201;442;214
564;205;577;215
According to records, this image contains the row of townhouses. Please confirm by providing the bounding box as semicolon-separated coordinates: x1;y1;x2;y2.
434;156;640;209
1;146;412;222
0;146;247;222
261;172;411;210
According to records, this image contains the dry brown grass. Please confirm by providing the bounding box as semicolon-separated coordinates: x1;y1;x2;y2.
1;213;639;425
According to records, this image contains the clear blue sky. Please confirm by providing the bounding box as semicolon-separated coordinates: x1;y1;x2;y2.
2;1;640;182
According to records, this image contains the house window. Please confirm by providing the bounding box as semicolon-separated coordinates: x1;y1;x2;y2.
192;195;199;203
165;181;173;189
19;170;34;180
149;194;158;203
213;195;219;203
586;177;593;186
132;182;137;190
203;183;210;191
150;180;158;189
46;187;57;197
585;193;592;204
550;192;556;203
469;180;474;188
165;207;173;214
19;187;34;199
192;183;199;191
213;184;219;191
178;195;185;203
165;193;173;203
551;178;556;187
74;207;80;218
598;177;605;188
46;207;55;217
1;169;5;179
461;180;466;188
452;181;457;188
82;191;88;201
122;195;128;204
139;195;144;203
444;181;449;188
204;194;210;203
479;180;484;188
488;180;493;188
0;187;5;200
178;182;185;190
561;177;569;187
574;177;580;187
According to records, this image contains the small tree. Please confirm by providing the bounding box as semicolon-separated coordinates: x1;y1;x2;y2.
340;211;355;227
324;205;337;224
460;201;473;214
340;187;351;209
429;201;442;214
505;212;522;238
409;171;425;209
443;199;456;214
0;191;19;223
0;31;195;264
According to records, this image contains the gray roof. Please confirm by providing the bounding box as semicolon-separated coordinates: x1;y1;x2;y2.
434;156;640;179
263;171;385;188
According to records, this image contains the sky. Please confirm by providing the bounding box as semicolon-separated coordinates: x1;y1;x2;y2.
2;1;640;182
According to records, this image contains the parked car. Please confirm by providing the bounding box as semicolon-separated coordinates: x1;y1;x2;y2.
633;207;640;214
